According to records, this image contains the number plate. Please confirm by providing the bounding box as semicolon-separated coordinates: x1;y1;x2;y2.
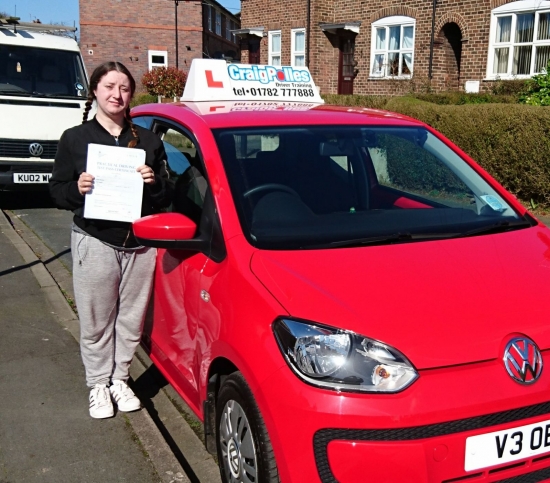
465;419;550;471
13;173;51;184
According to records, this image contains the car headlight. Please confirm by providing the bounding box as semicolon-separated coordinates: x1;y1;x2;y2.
273;318;418;393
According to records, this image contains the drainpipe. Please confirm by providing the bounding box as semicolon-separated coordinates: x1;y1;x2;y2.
428;0;437;79
306;0;311;67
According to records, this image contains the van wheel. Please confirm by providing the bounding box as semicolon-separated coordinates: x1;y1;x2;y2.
216;372;279;483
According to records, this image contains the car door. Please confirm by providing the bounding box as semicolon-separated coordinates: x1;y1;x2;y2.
141;119;212;412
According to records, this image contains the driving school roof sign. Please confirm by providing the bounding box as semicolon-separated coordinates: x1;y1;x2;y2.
181;59;324;104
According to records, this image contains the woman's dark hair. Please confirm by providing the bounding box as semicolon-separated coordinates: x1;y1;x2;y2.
82;61;139;148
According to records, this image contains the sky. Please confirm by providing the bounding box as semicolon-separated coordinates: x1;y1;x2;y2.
1;0;241;28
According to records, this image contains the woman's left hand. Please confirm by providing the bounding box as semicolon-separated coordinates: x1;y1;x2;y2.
136;165;156;184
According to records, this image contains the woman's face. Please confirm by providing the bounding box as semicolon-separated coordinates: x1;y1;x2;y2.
93;70;132;120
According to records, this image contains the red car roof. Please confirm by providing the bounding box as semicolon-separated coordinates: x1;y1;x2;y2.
131;102;424;130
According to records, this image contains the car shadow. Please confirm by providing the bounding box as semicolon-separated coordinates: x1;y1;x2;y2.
132;365;202;483
0;191;55;210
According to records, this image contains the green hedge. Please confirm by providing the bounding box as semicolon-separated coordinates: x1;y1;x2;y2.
130;93;157;108
324;95;550;210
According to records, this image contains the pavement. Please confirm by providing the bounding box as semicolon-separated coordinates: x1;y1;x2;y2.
0;211;206;483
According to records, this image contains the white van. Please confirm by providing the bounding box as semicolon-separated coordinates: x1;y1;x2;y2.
0;20;89;190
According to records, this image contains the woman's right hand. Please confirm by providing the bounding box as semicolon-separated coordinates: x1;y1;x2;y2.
78;172;95;195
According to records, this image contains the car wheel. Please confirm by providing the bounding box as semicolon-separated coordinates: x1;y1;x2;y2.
216;372;279;483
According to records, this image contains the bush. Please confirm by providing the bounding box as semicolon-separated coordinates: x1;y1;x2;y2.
141;66;187;99
520;61;550;106
491;78;528;96
410;92;518;105
322;94;390;109
384;97;550;209
130;93;157;108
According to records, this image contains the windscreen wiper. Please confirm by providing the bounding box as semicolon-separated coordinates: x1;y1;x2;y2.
304;232;455;249
0;89;31;96
457;219;533;238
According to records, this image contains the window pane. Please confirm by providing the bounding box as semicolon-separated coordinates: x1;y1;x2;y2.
512;45;532;74
216;11;221;35
295;31;305;52
372;54;385;75
294;55;305;66
401;53;413;75
376;28;386;49
403;26;414;49
272;34;281;53
493;47;509;74
152;55;165;64
516;13;535;43
538;13;550;40
535;45;550;72
388;52;399;76
272;55;281;66
389;26;400;50
496;16;512;43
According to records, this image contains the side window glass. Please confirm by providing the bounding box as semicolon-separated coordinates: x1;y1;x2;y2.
132;116;152;129
158;126;208;224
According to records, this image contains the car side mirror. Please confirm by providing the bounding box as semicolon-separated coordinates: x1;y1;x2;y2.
133;213;200;249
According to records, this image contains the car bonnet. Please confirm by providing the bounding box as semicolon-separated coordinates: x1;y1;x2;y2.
250;226;550;370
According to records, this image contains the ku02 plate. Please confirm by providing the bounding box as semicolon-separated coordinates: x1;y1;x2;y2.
465;418;550;471
13;173;52;183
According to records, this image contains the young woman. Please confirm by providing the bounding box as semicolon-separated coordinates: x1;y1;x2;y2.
50;61;172;418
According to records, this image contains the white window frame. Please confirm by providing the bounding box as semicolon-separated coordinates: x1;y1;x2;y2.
487;0;550;79
291;28;306;66
148;50;168;70
269;30;282;66
370;16;415;79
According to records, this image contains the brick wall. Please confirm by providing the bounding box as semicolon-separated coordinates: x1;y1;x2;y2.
80;0;239;93
240;0;521;95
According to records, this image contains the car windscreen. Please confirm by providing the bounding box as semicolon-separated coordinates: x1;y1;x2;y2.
0;44;88;98
213;126;529;250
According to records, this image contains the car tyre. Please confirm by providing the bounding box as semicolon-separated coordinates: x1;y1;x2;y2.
216;372;279;483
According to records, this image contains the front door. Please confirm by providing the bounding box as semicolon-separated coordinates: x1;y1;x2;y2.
338;36;355;95
249;37;260;64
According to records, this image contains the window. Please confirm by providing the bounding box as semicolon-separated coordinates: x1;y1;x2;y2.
156;125;207;223
291;28;306;66
269;31;281;66
215;10;222;36
489;1;550;77
207;6;212;32
226;16;232;40
148;50;167;70
370;16;415;78
214;126;520;251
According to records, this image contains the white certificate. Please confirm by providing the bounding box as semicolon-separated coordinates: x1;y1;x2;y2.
83;143;145;223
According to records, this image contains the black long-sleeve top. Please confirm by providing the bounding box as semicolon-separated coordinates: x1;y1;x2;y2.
49;117;173;248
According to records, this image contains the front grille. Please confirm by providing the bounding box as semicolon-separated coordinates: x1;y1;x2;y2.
314;400;550;483
0;139;58;159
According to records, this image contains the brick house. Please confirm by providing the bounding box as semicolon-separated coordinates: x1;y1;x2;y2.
80;0;240;91
237;0;550;95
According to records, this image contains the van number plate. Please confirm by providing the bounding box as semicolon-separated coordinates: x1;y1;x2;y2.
465;419;550;471
13;173;52;183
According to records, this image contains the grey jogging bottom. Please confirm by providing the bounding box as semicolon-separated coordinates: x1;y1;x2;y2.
71;231;157;387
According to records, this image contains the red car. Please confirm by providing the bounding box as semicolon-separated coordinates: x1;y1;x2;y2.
132;60;550;483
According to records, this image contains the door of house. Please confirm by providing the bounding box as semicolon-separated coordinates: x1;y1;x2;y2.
249;38;260;64
338;37;355;94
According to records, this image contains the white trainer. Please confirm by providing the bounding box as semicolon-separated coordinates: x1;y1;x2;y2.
89;384;114;419
109;380;141;412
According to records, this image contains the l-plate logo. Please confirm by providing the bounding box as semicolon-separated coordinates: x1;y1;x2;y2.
503;336;543;384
